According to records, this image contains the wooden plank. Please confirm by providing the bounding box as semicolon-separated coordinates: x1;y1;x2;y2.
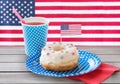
0;72;119;83
0;54;120;63
0;63;119;71
0;72;82;83
0;47;120;55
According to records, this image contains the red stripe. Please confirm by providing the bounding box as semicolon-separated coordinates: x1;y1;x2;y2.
0;30;120;34
0;38;120;42
47;38;120;42
0;30;22;34
35;6;120;10
50;30;120;34
35;14;120;18
0;38;24;42
35;0;120;2
50;22;120;26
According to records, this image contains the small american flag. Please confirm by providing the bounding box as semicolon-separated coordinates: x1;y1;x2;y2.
61;24;81;36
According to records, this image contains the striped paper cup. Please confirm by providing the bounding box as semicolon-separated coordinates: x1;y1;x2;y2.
22;17;49;57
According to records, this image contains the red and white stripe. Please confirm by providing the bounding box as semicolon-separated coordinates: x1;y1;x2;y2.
0;0;120;46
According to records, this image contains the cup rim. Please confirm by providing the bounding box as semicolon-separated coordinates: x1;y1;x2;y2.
21;17;49;26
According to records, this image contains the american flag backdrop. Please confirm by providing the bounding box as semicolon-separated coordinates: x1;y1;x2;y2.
0;0;120;46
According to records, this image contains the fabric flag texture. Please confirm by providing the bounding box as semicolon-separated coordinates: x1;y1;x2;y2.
0;0;120;46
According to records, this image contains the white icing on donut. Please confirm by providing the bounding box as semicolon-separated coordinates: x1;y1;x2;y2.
40;42;79;65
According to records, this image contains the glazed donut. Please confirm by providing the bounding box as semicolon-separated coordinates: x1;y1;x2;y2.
40;42;79;71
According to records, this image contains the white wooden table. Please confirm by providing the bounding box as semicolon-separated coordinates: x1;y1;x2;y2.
0;46;120;84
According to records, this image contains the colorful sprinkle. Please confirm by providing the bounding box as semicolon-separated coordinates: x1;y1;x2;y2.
47;52;50;56
60;56;64;59
72;52;75;55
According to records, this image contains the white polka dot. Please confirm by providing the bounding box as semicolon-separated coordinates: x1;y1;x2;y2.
0;16;3;18
9;13;12;16
27;4;30;6
15;3;18;6
0;11;3;13
21;9;24;11
27;9;30;11
30;11;33;14
6;6;9;8
18;6;21;8
30;6;32;9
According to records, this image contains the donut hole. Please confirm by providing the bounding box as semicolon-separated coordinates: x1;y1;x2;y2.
53;45;64;51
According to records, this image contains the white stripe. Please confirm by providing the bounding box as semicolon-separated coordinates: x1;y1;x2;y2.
48;18;120;22
0;26;120;30
0;34;120;38
48;34;120;38
0;26;22;30
0;42;120;46
36;2;120;6
47;42;120;46
36;10;120;14
0;42;24;46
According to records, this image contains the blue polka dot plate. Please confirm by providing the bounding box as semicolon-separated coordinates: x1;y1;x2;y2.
26;50;101;77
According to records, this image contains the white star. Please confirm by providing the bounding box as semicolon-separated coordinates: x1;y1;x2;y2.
18;6;21;8
30;6;32;9
3;18;6;21
21;9;24;11
1;21;3;23
21;4;24;6
6;16;9;18
0;1;3;4
24;1;27;4
27;14;30;16
27;9;30;11
9;4;12;6
9;8;12;11
6;1;9;3
3;13;6;16
30;11;33;14
24;11;27;14
0;11;3;13
3;8;6;11
15;18;18;21
12;1;15;3
3;3;6;6
12;21;15;23
0;6;2;8
6;21;9;23
24;6;27;9
27;4;30;6
15;3;18;6
12;16;15;18
9;13;12;16
0;16;3;18
6;6;9;8
18;11;21;13
6;11;9;13
30;1;33;4
18;1;21;4
9;18;12;21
